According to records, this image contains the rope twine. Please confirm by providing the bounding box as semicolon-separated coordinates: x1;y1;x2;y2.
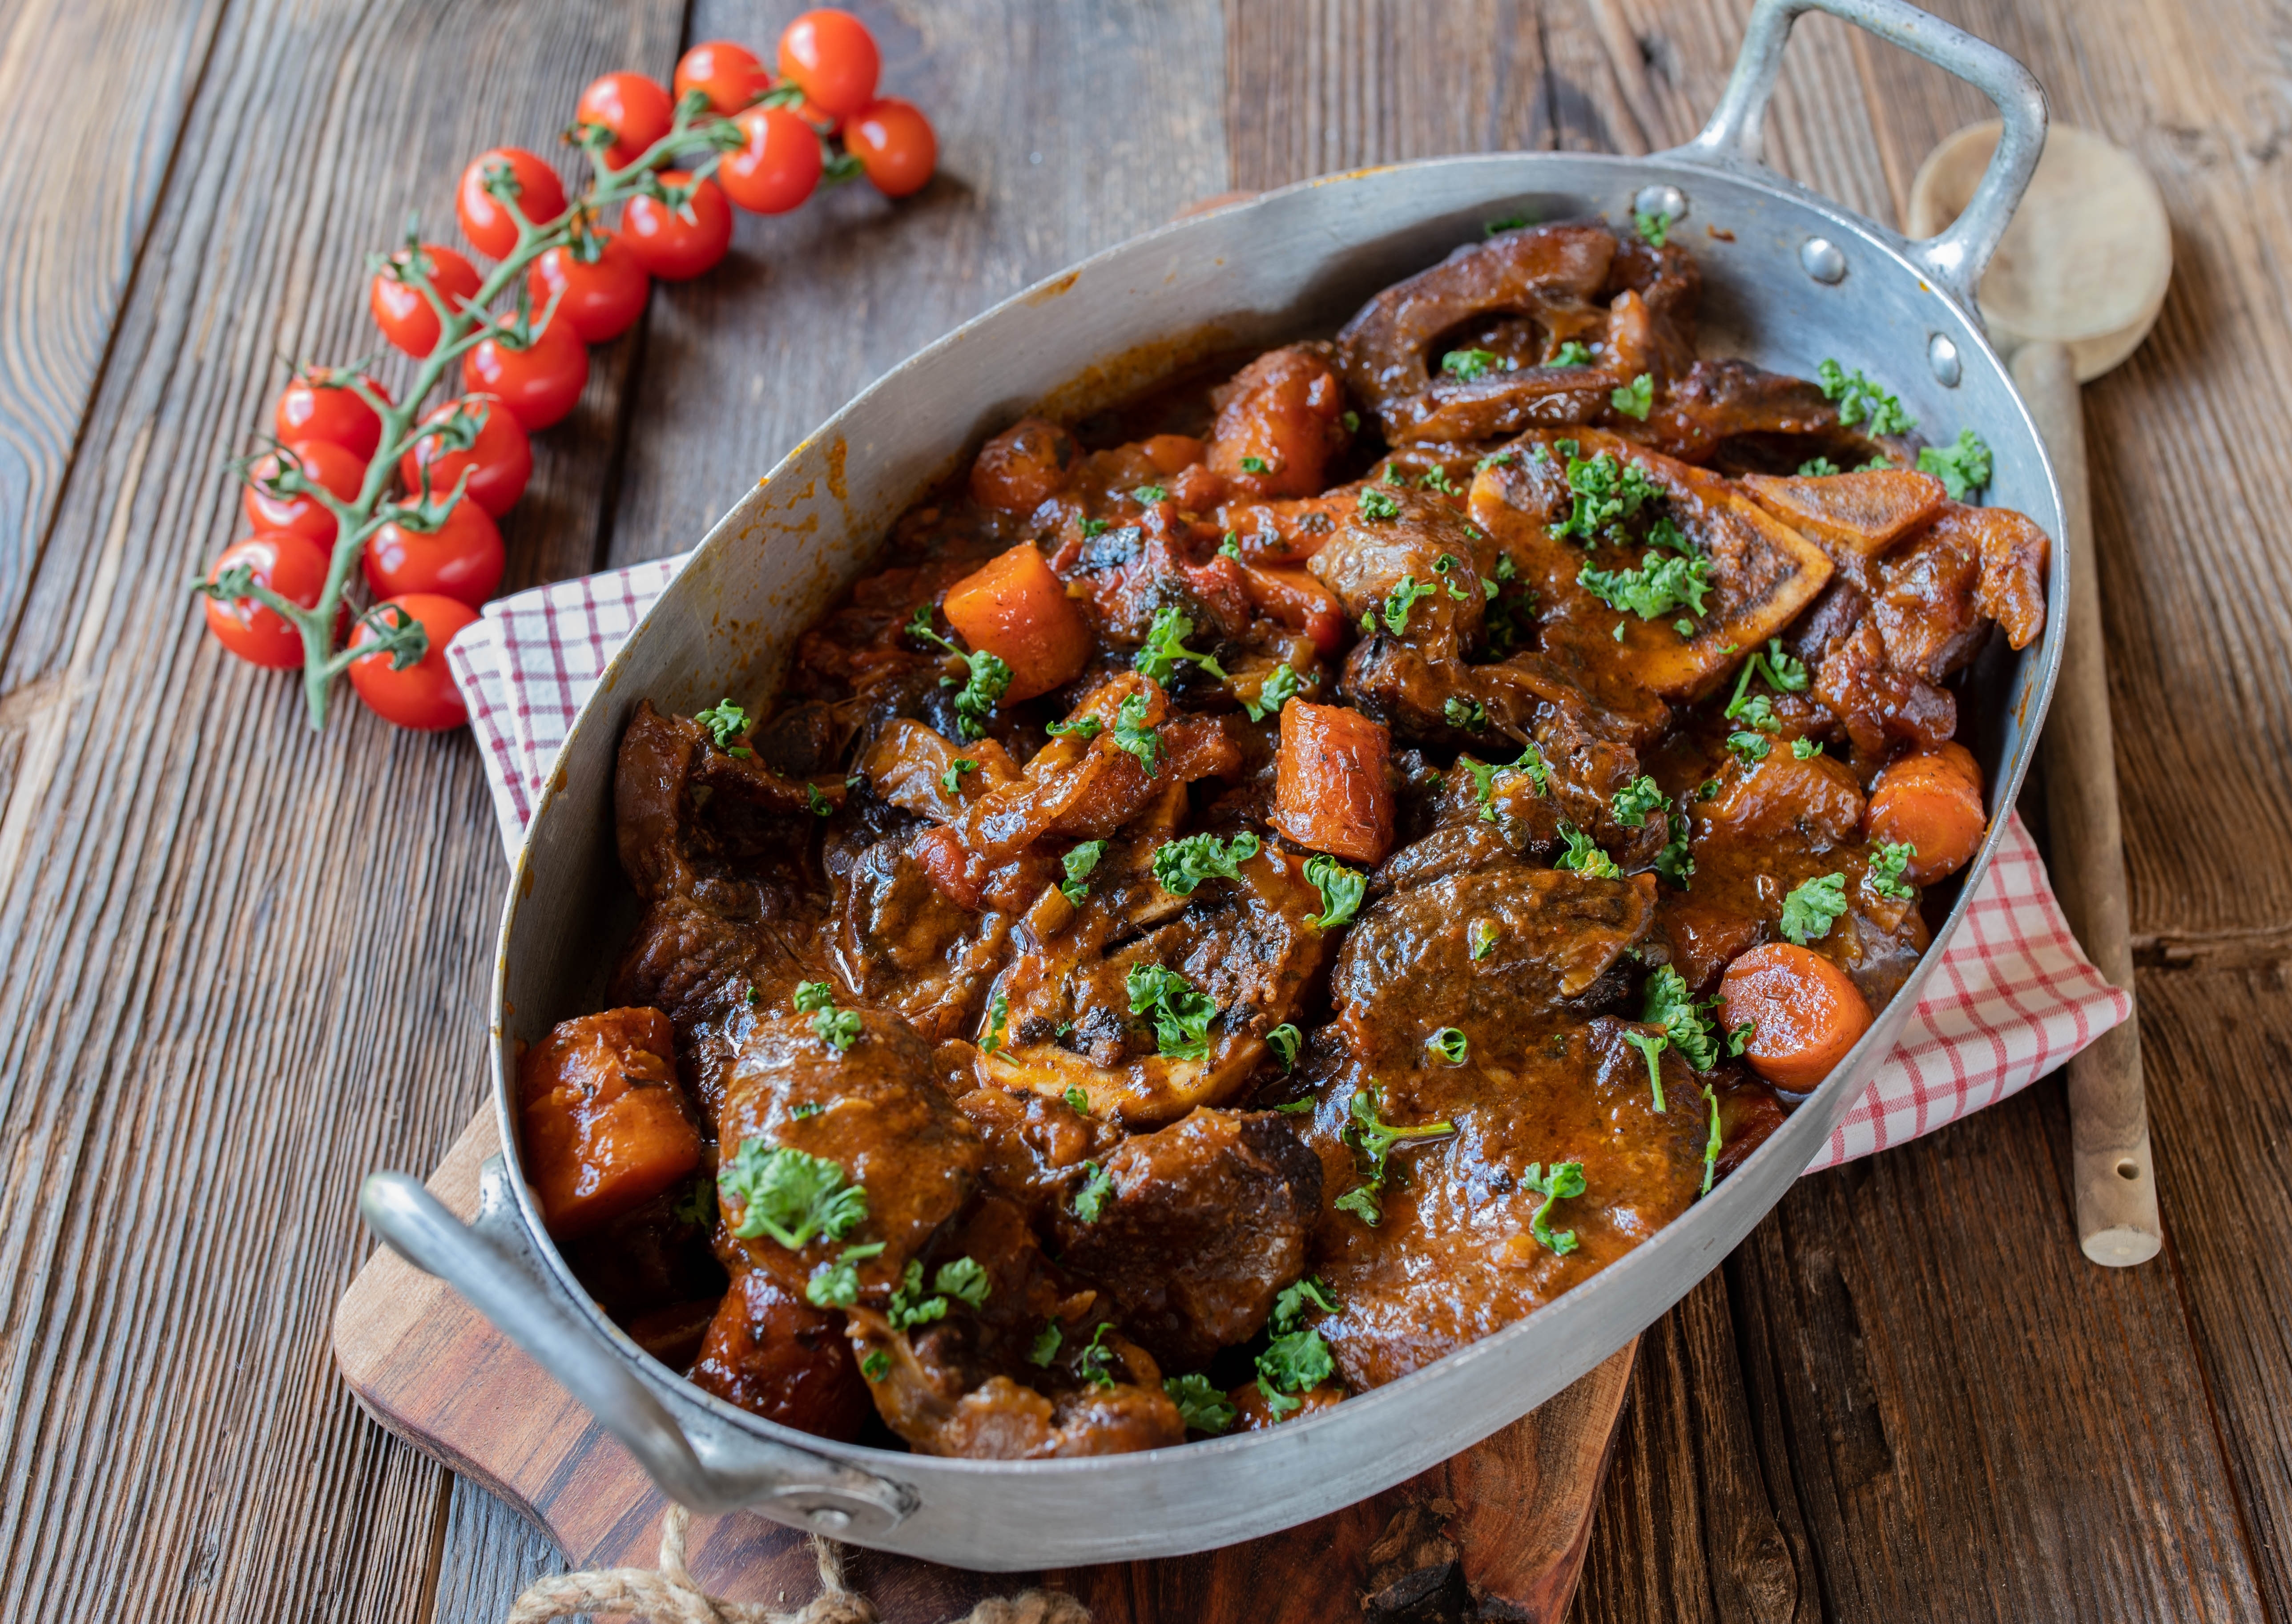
504;1506;1092;1624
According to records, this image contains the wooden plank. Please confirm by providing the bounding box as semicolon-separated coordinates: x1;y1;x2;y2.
602;0;1233;571
0;0;227;649
0;0;685;1616
345;1111;1633;1623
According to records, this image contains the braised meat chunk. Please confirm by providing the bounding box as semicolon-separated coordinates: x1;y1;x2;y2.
533;214;2052;1456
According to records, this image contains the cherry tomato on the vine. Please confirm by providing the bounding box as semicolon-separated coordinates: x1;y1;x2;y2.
847;98;936;198
401;395;533;517
457;148;568;259
202;532;335;669
673;40;769;115
349;593;479;731
274;369;392;460
243;437;367;544
719;105;823;214
463;315;589;432
575;71;674;169
365;498;504;608
370;243;482;358
528;229;650;343
778;10;880;117
621;173;733;281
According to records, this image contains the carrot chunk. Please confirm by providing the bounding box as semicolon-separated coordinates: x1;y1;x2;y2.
1866;744;1985;883
518;1007;701;1239
1272;698;1394;864
1717;943;1874;1092
940;542;1095;701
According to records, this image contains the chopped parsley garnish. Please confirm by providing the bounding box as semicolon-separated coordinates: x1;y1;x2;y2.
1126;961;1219;1060
1060;839;1105;905
1266;1022;1302;1070
1337;1082;1455;1224
1378;575;1438;633
1469;919;1498;961
1076;1321;1118;1388
1045;713;1102;741
1551;446;1666;544
1796;456;1841;477
1444;694;1488;729
1079;517;1110;539
1133;484;1168;504
693;699;753;757
1816;359;1916;435
1792;737;1824;759
1441;348;1507;382
790;1101;824;1120
1554;823;1621;879
1579;547;1712;621
1524;1160;1587;1253
905;606;1012;740
886;1257;987;1331
1243;661;1301;722
720;1141;867;1250
806;782;834;817
1357;487;1401;522
980;991;1009;1056
1303;854;1366;930
1429;1027;1469;1064
1485;214;1531;236
1028;1323;1062;1367
1133;604;1228;684
1420;463;1458;495
1867;840;1917;900
804;1241;885;1309
1218;533;1243;560
1239;456;1269;474
1545;340;1593;367
1611;774;1664;826
1063;1085;1089;1112
1623;1029;1669;1112
1611;372;1654;420
1728;637;1810;709
1780;872;1850;943
1341;409;1360;432
1152;830;1261;895
1467;742;1549;822
1634;207;1672;246
937;1256;990;1308
1165;1372;1236;1434
794;979;863;1052
1728;729;1773;765
1702;1087;1723;1196
1068;1159;1114;1218
1112;689;1160;772
1917;427;1993;499
860;1349;891;1382
1655;810;1695;888
1255;1277;1337;1417
1643;964;1722;1070
670;1175;717;1228
941;757;978;793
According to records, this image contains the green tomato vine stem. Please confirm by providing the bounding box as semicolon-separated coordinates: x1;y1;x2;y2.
228;93;741;731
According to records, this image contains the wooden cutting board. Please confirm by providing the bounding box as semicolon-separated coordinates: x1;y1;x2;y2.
333;1113;1635;1623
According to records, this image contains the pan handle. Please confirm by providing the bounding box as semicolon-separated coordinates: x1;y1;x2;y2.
359;1161;916;1533
1675;0;2046;309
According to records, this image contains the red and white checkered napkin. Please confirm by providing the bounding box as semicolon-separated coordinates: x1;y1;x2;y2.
446;560;2131;1173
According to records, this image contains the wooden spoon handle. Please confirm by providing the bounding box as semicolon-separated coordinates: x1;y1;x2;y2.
2013;340;2162;1266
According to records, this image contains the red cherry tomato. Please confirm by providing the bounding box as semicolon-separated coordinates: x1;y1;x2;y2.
365;497;505;608
575;71;674;169
528;230;650;343
370;243;482;358
274;369;392;460
778;10;879;117
400;395;533;518
620;173;733;281
201;532;334;668
847;99;936;198
242;437;367;544
457;148;568;259
719;105;824;214
462;315;590;432
674;40;769;115
350;593;480;731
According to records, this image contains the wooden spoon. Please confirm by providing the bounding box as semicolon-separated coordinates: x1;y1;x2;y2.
1911;123;2172;1267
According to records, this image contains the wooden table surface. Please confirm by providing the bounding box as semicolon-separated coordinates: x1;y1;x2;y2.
1;0;2285;1618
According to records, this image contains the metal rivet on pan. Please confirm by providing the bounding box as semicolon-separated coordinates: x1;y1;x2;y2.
806;1506;854;1531
1632;183;1687;225
1929;333;1963;387
1800;237;1847;283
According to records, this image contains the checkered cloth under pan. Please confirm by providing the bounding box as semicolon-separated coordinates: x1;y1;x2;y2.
445;559;2130;1172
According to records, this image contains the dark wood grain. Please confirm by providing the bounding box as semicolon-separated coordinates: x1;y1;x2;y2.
0;0;683;1616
